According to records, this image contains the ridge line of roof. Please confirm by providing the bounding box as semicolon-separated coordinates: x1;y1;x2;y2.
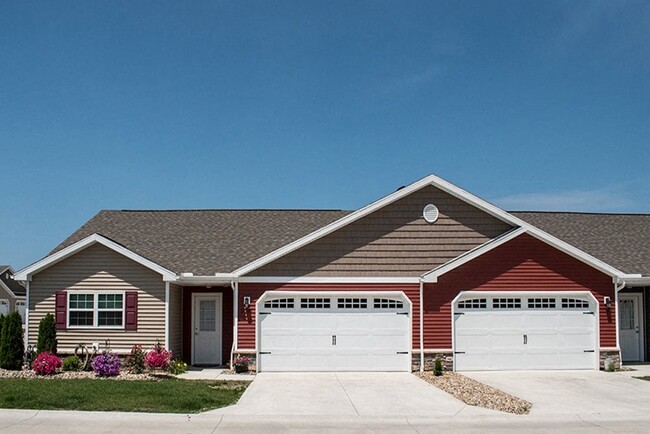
107;209;353;213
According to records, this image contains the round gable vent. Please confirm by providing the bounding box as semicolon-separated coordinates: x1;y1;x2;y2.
423;204;439;223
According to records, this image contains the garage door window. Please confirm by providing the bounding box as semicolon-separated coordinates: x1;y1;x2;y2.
373;298;404;309
300;298;331;309
492;298;521;309
528;298;556;309
264;298;294;309
337;298;368;309
561;298;589;309
457;298;487;309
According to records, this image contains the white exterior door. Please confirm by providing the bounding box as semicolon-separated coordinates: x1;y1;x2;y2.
620;294;643;362
454;293;597;371
258;293;410;372
193;294;222;365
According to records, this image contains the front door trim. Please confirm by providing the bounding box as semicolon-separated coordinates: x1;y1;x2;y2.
620;293;645;362
191;293;223;366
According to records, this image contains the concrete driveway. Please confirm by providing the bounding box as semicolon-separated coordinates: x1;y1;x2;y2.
208;372;495;417
463;369;650;417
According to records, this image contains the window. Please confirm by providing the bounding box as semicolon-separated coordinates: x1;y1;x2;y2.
300;298;331;309
457;299;487;309
373;298;404;309
68;293;124;327
492;298;521;309
263;298;294;309
561;298;589;309
15;301;26;324
527;298;556;309
337;298;368;309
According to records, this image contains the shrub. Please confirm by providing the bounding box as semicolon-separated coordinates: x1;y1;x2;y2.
145;342;172;370
33;351;62;375
91;351;120;377
0;314;4;336
37;313;57;354
0;311;24;370
233;356;250;373
169;359;188;375
124;345;146;374
62;355;82;372
434;357;443;376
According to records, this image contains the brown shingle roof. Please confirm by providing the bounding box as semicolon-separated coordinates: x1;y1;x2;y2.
52;210;352;275
0;266;26;296
511;212;650;276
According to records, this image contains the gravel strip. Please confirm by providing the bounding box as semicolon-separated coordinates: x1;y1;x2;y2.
417;372;531;415
0;368;161;381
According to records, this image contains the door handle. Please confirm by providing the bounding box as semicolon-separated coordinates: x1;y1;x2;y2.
523;335;528;345
332;335;337;346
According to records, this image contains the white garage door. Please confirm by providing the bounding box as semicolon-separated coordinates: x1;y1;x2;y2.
454;293;597;371
258;293;410;372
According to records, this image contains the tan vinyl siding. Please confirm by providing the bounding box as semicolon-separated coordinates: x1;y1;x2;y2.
28;243;166;354
168;284;183;356
250;185;514;277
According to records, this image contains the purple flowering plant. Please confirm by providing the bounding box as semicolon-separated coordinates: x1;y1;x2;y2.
91;350;120;377
33;351;62;376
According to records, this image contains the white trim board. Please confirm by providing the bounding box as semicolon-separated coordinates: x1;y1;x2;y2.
233;174;625;279
13;233;177;282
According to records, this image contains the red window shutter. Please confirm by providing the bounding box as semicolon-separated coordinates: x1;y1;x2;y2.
125;291;138;330
55;291;67;330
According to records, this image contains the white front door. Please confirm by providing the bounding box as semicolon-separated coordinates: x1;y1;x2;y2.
620;294;643;362
193;294;222;365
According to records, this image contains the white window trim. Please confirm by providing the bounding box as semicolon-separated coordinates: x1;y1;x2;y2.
66;290;126;329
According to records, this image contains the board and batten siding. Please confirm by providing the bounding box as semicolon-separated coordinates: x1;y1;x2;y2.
28;243;167;354
423;233;616;349
249;185;513;277
168;284;183;357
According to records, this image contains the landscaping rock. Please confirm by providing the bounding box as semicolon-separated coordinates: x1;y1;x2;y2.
417;372;531;415
0;367;159;381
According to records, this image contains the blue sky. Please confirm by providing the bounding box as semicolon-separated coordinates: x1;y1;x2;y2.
1;0;648;269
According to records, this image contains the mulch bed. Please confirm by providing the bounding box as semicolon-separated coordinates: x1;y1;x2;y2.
0;367;160;381
417;372;532;415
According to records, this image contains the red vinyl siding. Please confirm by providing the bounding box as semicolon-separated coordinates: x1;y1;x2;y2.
237;283;420;350
423;233;616;349
182;287;233;364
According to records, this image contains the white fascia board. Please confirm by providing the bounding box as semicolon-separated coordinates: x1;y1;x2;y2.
619;275;650;287
232;173;624;280
238;276;421;284
174;275;234;286
421;228;527;283
13;233;177;282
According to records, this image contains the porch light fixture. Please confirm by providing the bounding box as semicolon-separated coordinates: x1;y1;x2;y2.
603;296;611;309
243;296;251;309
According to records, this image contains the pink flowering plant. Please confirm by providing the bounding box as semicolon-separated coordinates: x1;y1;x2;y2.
91;350;120;377
145;342;172;370
33;351;62;376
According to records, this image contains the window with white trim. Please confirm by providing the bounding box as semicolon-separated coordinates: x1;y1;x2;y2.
457;299;487;309
337;298;368;309
0;299;8;316
561;298;589;309
373;298;404;309
15;301;26;324
68;293;124;327
492;298;522;309
300;298;330;309
527;298;556;309
263;298;294;309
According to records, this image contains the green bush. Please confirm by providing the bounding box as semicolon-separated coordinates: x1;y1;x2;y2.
0;314;4;339
169;359;188;375
124;345;146;374
434;357;443;376
62;355;82;372
0;312;24;370
37;313;57;354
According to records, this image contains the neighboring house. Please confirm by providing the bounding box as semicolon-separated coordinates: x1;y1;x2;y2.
12;175;650;372
0;265;27;322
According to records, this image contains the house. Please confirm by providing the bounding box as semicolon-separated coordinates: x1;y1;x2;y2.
0;265;26;323
12;175;650;372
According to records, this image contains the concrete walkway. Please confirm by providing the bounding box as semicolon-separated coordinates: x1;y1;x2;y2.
176;367;254;381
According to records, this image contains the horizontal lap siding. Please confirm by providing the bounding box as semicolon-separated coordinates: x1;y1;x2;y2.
237;283;420;350
29;244;166;354
250;185;513;277
423;233;616;349
168;284;183;356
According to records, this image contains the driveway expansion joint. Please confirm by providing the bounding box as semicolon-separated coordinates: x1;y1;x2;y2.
335;374;360;416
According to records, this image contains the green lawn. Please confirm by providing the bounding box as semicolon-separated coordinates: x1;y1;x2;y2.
635;376;650;381
0;378;249;413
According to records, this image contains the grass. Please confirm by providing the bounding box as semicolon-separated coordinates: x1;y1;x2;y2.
0;378;249;413
635;376;650;381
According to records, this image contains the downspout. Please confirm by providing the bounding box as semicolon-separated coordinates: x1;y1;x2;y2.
24;280;30;349
230;279;239;368
419;278;424;373
614;278;625;367
164;282;170;350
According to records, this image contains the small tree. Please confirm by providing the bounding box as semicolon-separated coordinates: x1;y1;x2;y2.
37;313;57;354
0;312;24;370
0;314;4;337
434;357;444;376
